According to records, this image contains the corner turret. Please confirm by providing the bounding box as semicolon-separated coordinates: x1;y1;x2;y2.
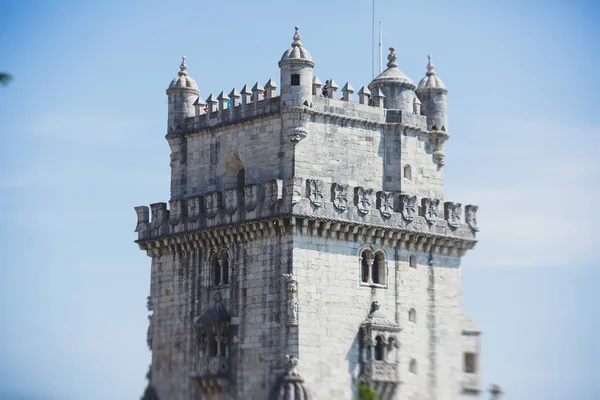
166;56;200;131
368;47;415;111
416;55;448;130
278;26;315;107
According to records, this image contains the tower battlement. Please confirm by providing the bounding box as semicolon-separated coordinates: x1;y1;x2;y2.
137;26;483;400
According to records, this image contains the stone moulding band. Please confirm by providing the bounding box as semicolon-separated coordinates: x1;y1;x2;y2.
136;214;476;258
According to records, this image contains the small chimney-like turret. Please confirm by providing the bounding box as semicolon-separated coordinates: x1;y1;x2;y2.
166;56;200;131
416;55;448;130
278;26;315;107
368;47;416;111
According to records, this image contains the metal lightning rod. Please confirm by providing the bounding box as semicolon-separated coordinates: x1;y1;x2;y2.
379;20;382;74
372;0;375;79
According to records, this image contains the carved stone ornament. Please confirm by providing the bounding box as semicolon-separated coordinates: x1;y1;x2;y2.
264;179;282;207
421;198;440;224
283;273;297;293
286;126;309;142
331;183;349;211
224;188;238;214
168;199;183;225
465;204;479;231
244;184;258;211
187;196;201;222
150;203;168;229
307;179;324;207
377;191;395;218
290;177;303;205
283;273;298;326
400;195;417;222
205;191;220;218
355;187;373;215
169;151;182;168
444;201;462;228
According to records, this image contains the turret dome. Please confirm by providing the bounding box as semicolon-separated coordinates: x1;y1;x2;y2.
369;47;415;89
270;355;312;400
279;26;315;67
417;55;446;91
167;56;198;93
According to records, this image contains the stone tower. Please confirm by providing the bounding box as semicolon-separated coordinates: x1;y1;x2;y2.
135;27;482;400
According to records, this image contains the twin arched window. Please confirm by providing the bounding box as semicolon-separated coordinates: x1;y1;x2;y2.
360;249;387;286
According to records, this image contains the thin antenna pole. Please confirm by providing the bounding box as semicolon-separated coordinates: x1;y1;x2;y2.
372;0;375;79
379;21;382;73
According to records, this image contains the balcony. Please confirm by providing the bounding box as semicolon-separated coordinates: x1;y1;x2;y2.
360;360;399;383
461;373;481;392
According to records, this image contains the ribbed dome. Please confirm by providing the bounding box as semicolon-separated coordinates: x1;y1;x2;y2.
369;47;415;89
279;26;314;67
362;301;398;329
417;55;446;91
271;375;311;400
167;56;199;92
270;355;312;400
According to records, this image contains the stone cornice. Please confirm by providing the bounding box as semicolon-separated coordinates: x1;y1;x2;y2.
136;213;476;258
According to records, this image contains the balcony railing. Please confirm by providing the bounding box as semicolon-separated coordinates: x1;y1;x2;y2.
360;360;399;383
461;373;481;391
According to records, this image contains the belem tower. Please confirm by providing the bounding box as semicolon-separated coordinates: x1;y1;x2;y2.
134;26;485;400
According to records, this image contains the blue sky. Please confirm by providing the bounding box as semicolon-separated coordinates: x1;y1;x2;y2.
0;0;598;399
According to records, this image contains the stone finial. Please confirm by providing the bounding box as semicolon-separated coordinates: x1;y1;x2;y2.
372;88;385;108
265;78;277;99
179;56;188;76
252;81;264;102
387;47;398;69
292;25;302;47
341;82;354;102
240;84;252;105
229;88;241;107
217;91;229;110
426;54;436;76
326;79;338;99
312;76;322;96
194;95;206;116
206;93;218;113
358;86;371;105
413;97;421;114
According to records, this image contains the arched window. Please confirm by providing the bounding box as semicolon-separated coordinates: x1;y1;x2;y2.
409;255;417;268
211;250;230;286
218;154;245;191
403;164;412;180
374;336;385;361
360;250;371;283
409;359;417;374
211;253;221;286
373;252;385;285
359;249;387;286
409;308;417;323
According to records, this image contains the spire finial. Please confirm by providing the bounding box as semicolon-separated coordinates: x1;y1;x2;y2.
426;54;436;76
387;47;398;69
179;56;188;76
292;25;303;47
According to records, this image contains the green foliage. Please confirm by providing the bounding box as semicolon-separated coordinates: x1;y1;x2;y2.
0;73;12;86
358;384;380;400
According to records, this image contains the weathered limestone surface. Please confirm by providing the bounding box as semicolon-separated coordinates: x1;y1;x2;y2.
136;27;482;400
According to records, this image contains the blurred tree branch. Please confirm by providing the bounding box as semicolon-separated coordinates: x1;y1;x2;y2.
0;73;12;86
